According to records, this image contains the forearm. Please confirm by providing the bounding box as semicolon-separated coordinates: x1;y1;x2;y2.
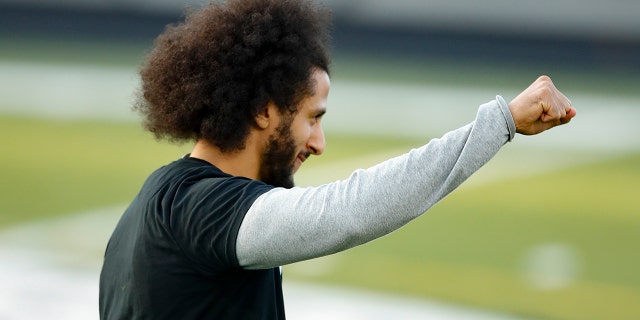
237;97;515;269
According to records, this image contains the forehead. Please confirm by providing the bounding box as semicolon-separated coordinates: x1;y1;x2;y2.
283;68;330;121
301;69;330;110
312;68;330;93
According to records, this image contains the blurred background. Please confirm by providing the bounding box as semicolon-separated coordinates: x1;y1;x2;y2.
1;0;639;319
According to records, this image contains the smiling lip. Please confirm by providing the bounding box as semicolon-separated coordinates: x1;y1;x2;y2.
294;153;309;171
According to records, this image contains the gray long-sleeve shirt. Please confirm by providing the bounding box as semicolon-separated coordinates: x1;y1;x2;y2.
237;96;516;270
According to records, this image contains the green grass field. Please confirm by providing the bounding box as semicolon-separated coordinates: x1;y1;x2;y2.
1;38;639;319
1;114;638;320
288;153;640;320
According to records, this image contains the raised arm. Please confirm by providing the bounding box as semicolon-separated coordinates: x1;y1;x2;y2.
237;76;575;270
236;97;511;269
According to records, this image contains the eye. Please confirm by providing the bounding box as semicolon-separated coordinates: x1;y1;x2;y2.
311;111;325;124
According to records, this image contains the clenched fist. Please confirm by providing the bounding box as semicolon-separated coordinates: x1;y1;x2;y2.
509;76;577;135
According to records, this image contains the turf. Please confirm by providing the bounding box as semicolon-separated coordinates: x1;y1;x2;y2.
0;115;418;226
1;114;639;319
0;116;188;225
285;153;640;320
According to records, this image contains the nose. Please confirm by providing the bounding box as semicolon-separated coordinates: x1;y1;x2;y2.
307;124;325;156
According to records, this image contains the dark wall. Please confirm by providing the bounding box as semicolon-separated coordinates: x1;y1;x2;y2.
2;2;638;73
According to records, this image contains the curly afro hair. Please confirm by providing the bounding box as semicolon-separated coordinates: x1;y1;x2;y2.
135;0;332;152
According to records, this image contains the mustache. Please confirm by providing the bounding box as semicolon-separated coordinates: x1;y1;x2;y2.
298;151;311;161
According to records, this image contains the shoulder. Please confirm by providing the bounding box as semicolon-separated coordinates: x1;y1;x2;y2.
158;157;274;213
139;156;273;215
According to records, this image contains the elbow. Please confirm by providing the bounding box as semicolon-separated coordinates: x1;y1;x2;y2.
328;219;381;253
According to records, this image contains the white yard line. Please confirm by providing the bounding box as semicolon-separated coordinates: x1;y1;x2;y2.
1;61;639;153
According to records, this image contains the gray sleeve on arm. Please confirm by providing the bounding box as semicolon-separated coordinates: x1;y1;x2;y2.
236;97;516;269
496;95;516;142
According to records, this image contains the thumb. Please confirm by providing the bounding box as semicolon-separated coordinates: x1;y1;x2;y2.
560;107;577;124
540;90;570;122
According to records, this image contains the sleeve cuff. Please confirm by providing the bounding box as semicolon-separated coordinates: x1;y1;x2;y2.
496;95;516;142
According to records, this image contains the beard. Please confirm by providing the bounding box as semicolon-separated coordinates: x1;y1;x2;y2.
259;118;297;189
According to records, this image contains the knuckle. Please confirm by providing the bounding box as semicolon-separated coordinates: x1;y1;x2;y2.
538;75;551;82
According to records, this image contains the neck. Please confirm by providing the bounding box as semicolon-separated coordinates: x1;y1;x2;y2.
189;138;262;180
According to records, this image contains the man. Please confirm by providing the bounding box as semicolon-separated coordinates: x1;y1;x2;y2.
99;0;576;319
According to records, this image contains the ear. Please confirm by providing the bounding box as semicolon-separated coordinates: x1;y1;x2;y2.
254;101;277;130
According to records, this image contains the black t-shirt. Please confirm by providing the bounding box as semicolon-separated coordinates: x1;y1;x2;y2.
99;157;284;319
